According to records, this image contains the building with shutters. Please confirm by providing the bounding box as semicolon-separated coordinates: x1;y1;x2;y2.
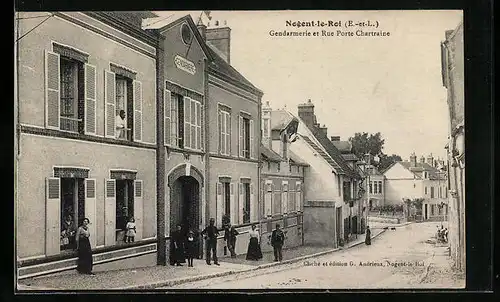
259;102;308;253
16;11;162;279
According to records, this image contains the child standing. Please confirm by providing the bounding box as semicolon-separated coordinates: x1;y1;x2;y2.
185;230;196;267
125;217;136;243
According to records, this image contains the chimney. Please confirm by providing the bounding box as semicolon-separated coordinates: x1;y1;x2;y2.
410;152;417;167
297;99;317;130
330;136;340;141
197;22;207;41
262;101;272;149
420;156;425;164
319;125;328;137
426;153;434;166
206;20;231;64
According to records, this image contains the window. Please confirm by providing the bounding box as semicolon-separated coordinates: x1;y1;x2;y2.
264;182;273;217
282;182;288;214
425;187;428;195
378;181;383;194
373;181;378;194
223;182;230;219
288;182;296;212
239;115;253;159
243;183;251;223
273;183;282;215
369;181;373;194
116;179;134;242
114;76;134;140
267;161;271;171
165;90;202;150
277;162;280;172
343;182;351;201
219;109;231;155
59;58;84;133
430;187;435;198
60;178;85;251
445;188;448;198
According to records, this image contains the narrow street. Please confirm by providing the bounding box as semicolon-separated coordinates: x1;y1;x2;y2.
166;222;461;289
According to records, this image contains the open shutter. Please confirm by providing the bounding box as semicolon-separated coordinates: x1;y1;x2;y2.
216;182;223;228
238;183;244;224
104;179;116;246
218;111;222;153
190;99;196;150
170;95;177;146
84;64;97;135
134;180;143;240
229;183;236;225
200;102;204;151
249;119;254;159
196;101;201;150
84;178;97;247
250;183;255;222
133;80;143;142
104;70;116;138
296;182;302;212
265;183;272;217
282;182;288;214
164;89;171;146
239;116;244;157
45;177;61;256
44;51;60;129
184;97;191;149
226;113;231;155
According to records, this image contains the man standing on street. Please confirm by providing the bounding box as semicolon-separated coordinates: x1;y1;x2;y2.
271;224;285;262
201;218;220;265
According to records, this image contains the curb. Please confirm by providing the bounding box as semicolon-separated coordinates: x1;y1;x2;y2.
122;229;388;289
418;252;436;283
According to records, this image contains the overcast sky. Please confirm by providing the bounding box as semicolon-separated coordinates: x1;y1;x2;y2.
155;10;463;161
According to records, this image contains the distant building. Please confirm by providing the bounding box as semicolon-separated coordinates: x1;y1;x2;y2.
383;153;448;220
441;20;465;272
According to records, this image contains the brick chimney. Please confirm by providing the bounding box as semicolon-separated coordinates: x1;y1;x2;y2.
426;153;434;166
206;20;231;64
262;100;272;149
410;152;417;167
420;156;425;164
319;125;328;137
297;99;317;130
330;136;340;141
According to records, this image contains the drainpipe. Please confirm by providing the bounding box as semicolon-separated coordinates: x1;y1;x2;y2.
203;58;210;259
155;32;166;265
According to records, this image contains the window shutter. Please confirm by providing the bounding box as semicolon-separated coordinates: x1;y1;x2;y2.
238;183;244;224
104;179;116;246
218;111;222;153
200;102;204;151
45;177;61;256
84;178;97;247
133;80;143;142
239;116;244;157
216;182;223;228
44;51;60;129
282;183;288;214
196;101;201;150
265;183;272;217
83;64;97;135
249;119;254;158
134;180;143;240
184;97;191;149
171;95;178;147
104;70;116;138
250;183;255;222
190;99;196;150
164;89;171;146
296;182;302;212
226;113;231;156
229;183;236;225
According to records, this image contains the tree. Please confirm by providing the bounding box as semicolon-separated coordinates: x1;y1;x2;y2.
378;154;403;171
348;132;402;171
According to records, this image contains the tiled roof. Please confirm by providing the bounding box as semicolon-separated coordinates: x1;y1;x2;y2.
301;135;344;173
270;110;294;131
260;145;282;162
289;150;309;166
341;153;359;161
207;45;262;95
399;162;446;180
332;141;352;154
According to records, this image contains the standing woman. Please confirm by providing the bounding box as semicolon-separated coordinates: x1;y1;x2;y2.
246;224;263;260
76;218;94;275
365;225;372;245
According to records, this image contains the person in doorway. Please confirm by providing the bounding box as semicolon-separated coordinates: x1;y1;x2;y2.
185;230;197;267
125;217;136;243
201;218;220;265
271;224;285;262
224;225;239;258
76;218;94;275
365;225;372;245
61;214;76;250
115;110;127;139
172;224;185;266
246;224;262;261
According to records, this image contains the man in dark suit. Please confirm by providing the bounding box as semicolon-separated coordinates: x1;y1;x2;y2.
201;218;220;265
271;224;285;262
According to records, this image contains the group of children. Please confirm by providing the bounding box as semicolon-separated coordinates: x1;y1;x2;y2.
437;225;449;243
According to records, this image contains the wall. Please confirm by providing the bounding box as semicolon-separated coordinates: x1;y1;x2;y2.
18;12;157;144
18;134;156;258
303;201;337;247
384;179;423;205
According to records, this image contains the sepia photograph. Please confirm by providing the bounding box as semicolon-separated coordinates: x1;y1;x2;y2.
14;9;470;291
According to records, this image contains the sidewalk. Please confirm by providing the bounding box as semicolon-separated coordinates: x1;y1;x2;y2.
418;241;465;288
17;228;387;290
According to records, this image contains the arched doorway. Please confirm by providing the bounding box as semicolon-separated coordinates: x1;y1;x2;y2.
168;164;204;264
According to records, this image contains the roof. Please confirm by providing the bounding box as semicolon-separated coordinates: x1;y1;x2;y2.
207;44;263;96
332;141;352;154
289;150;309;166
300;135;344;173
396;161;446;180
260;145;282;162
270;110;294;131
341;153;359;161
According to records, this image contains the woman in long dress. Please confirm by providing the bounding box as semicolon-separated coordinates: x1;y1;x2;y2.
365;225;372;245
76;218;94;275
246;224;263;260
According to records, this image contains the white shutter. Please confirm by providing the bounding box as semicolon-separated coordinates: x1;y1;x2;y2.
164;89;171;146
250;183;255;222
104;179;116;246
171;94;178;146
229;183;236;225
84;178;97;248
218;111;222;154
84;63;97;135
44;51;60;129
282;182;288;214
216;182;223;228
196;101;201;150
239;116;244;157
104;70;116;138
200;101;204;151
226;113;231;156
133;80;143;142
45;177;60;256
296;182;302;212
249;119;254;159
265;182;272;217
238;183;244;224
190;99;196;150
134;180;143;240
184;97;190;149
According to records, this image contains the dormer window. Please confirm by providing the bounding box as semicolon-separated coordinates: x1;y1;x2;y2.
181;23;193;45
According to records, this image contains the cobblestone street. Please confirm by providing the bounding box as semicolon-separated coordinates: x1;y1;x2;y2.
167;222;465;289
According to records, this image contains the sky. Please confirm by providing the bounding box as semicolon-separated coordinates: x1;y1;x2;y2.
154;10;463;161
